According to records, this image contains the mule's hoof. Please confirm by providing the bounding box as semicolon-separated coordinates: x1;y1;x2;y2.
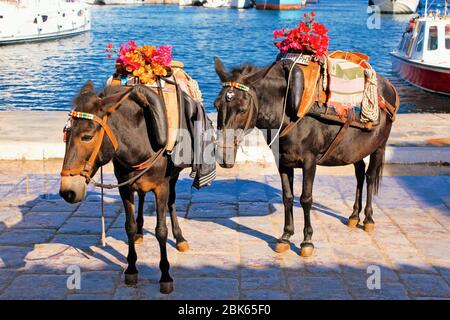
347;218;360;228
363;223;375;233
300;243;314;258
160;282;174;294
124;273;138;286
274;242;290;253
176;241;190;252
134;234;144;244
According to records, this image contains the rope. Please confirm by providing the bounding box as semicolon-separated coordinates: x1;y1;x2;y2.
100;167;106;247
267;56;301;148
90;147;166;189
361;68;379;123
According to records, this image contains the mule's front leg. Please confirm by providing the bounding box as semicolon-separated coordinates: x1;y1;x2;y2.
119;186;139;286
134;192;145;244
300;157;316;257
348;160;366;228
275;165;295;253
154;183;174;294
168;174;189;252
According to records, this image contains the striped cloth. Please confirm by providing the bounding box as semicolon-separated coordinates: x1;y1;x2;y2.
327;58;365;117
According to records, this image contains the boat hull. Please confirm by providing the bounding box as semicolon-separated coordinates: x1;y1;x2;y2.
0;2;91;45
256;0;304;10
391;53;450;95
370;0;420;14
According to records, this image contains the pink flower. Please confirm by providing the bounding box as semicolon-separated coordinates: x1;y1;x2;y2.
151;45;172;67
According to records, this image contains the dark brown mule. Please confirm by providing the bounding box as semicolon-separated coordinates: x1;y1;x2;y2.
213;57;399;257
59;81;189;294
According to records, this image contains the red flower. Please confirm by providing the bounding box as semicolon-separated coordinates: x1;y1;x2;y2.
272;11;329;58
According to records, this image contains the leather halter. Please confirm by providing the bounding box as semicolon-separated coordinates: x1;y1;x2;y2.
221;82;258;146
60;88;133;183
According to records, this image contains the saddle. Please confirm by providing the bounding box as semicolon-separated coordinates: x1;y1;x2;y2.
279;51;400;163
286;51;399;132
109;61;203;152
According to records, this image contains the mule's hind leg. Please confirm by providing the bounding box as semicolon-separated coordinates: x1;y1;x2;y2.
119;186;139;286
134;192;145;244
168;173;189;252
300;156;317;257
348;160;366;228
363;147;385;233
154;183;174;294
275;165;295;253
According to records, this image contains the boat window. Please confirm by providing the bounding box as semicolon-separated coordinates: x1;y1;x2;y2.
415;24;425;54
446;25;450;50
42;15;48;23
428;26;438;51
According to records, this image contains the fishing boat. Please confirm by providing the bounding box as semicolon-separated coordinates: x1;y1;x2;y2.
0;0;91;45
255;0;305;10
369;0;420;14
390;1;450;95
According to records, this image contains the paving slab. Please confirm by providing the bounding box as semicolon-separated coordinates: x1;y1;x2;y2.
0;163;449;299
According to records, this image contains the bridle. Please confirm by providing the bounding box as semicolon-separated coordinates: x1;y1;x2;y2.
60;87;166;188
220;81;259;147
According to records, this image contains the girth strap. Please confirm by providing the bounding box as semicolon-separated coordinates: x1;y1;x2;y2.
318;109;354;164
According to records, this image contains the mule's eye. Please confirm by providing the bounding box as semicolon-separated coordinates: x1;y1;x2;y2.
81;134;94;142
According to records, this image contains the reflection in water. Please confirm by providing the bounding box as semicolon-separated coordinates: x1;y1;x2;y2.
0;1;448;113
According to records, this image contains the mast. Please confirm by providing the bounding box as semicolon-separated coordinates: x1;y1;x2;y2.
424;0;428;16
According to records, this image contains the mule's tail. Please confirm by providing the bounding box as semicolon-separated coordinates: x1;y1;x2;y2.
373;149;385;196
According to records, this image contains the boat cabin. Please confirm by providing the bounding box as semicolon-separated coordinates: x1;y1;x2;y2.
397;14;450;65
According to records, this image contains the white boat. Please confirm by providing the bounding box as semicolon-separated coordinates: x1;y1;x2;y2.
203;0;228;7
390;2;450;95
179;0;203;5
86;0;144;4
179;0;193;5
0;0;91;45
230;0;252;8
369;0;420;14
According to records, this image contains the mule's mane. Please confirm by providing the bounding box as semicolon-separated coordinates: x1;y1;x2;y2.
230;64;263;81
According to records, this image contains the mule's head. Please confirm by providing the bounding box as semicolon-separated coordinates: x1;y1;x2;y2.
213;57;261;168
59;81;130;203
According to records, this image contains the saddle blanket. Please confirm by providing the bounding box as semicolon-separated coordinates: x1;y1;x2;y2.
327;58;365;117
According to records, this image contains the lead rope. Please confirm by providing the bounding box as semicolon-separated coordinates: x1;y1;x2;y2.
267;55;301;148
100;166;106;247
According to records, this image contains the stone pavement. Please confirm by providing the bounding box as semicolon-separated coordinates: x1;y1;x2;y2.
0;161;449;300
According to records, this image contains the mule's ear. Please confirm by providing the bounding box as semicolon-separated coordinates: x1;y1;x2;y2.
214;57;228;82
80;80;95;95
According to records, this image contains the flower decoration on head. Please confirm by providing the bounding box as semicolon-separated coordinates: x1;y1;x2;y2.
273;12;329;59
106;41;173;85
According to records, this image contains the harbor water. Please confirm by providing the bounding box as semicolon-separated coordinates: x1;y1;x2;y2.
0;0;448;113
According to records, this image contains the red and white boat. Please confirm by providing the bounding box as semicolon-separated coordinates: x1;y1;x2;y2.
390;1;450;95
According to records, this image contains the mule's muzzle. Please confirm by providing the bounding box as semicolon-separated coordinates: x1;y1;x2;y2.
60;176;87;203
216;144;237;169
